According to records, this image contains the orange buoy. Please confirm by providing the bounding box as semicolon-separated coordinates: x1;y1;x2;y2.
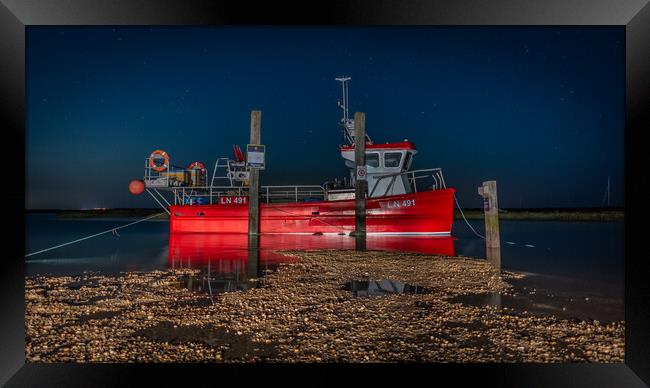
187;161;206;175
129;179;145;195
149;149;170;172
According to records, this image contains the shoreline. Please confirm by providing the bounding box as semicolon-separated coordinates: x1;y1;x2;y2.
455;209;624;222
26;250;624;363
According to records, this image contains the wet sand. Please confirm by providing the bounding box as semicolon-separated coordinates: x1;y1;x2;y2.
26;250;624;363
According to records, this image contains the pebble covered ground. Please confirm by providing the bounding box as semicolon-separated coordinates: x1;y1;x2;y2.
25;250;624;363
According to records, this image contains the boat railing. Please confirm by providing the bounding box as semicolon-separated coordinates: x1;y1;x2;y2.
143;159;207;188
143;159;171;187
171;186;245;205
168;185;325;205
369;168;447;198
326;188;356;195
261;185;325;203
324;187;356;201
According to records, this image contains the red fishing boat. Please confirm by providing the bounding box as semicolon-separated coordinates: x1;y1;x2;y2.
131;77;455;235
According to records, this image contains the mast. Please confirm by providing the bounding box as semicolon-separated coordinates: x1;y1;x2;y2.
336;76;351;123
335;77;371;145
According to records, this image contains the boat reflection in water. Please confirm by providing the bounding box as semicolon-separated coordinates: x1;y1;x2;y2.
168;234;455;296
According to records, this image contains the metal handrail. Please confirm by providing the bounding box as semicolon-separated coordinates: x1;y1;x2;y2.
260;185;325;203
169;184;326;205
368;168;446;198
146;159;446;206
144;153;327;204
327;188;356;193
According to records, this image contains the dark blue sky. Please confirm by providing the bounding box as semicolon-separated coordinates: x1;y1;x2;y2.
26;26;624;209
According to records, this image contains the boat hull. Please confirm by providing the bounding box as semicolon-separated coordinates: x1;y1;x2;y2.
169;188;455;235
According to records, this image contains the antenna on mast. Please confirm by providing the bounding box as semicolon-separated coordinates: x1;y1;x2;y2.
335;76;351;124
335;76;371;145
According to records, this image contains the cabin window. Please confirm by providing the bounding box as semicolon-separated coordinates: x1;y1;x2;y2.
366;152;380;168
384;152;403;168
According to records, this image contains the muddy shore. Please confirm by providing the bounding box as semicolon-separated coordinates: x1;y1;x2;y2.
26;250;624;363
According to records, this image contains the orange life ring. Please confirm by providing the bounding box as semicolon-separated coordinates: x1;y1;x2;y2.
187;161;206;175
149;150;170;172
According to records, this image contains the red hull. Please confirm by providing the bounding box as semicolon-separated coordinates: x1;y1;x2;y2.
169;188;455;235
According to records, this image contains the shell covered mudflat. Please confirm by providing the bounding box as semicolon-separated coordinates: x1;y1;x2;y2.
25;250;624;363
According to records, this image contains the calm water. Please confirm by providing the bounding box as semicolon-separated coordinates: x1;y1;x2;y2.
25;213;624;320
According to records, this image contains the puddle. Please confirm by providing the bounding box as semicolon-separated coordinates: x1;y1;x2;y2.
66;279;100;290
342;279;430;297
447;287;623;323
173;297;214;308
175;273;261;296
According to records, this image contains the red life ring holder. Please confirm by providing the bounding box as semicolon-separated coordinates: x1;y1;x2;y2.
149;150;170;172
187;161;206;175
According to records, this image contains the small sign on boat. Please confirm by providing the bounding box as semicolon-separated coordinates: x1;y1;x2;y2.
356;165;367;181
247;144;265;169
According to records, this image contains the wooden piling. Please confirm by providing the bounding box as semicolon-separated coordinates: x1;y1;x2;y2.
247;235;260;278
478;180;501;269
248;110;262;236
353;112;367;250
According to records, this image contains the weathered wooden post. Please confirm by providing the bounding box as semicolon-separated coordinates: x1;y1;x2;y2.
247;235;260;278
478;180;501;269
353;112;367;250
248;110;261;236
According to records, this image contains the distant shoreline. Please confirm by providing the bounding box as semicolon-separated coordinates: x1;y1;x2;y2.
27;208;170;219
26;207;624;222
454;209;624;222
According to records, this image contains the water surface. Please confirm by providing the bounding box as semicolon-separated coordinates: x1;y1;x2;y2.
25;213;624;321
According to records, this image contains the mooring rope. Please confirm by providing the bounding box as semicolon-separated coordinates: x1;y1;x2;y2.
25;212;167;258
453;193;486;240
453;194;550;251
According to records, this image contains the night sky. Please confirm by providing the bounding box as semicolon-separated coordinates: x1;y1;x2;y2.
26;26;624;209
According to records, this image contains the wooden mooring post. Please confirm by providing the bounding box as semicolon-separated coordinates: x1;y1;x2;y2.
478;180;501;269
248;110;262;236
247;235;260;278
353;112;367;250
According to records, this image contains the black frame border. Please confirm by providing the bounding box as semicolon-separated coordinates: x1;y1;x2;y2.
2;1;649;386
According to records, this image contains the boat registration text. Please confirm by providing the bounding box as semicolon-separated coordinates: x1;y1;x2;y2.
382;199;416;209
218;196;248;205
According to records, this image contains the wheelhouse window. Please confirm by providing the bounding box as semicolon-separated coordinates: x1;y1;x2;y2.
384;152;403;168
366;152;379;168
